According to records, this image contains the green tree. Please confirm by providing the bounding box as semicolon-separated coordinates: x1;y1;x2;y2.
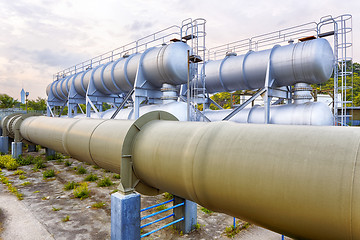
0;94;18;108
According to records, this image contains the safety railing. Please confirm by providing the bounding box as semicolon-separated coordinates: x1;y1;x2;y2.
140;198;184;238
207;21;317;60
53;25;181;80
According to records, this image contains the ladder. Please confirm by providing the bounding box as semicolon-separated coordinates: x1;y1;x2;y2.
318;15;353;126
181;18;207;121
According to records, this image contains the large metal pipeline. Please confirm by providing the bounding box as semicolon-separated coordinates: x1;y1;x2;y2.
46;42;191;100
20;116;133;172
205;38;334;93
17;112;360;239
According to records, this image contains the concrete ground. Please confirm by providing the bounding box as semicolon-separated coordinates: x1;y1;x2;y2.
0;151;292;240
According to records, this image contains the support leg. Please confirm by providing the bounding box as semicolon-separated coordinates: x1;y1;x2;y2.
28;144;36;152
11;142;22;158
111;192;140;240
173;196;197;234
46;148;55;157
0;136;9;154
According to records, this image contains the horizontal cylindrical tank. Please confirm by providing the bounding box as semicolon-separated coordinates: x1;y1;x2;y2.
47;42;191;99
204;102;334;126
205;38;334;93
100;102;188;121
132;120;360;240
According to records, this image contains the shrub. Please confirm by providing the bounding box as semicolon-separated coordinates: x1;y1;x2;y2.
64;181;80;191
97;177;114;187
73;183;90;200
43;169;55;179
84;173;98;182
77;166;87;175
0;155;19;170
5;160;19;170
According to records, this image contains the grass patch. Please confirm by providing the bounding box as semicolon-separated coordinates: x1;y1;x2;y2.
64;160;73;167
91;202;106;209
14;170;26;175
163;192;173;200
224;222;251;238
84;173;98;182
46;152;64;161
93;165;100;169
193;223;202;230
43;169;55;179
64;181;80;191
61;215;70;222
73;182;90;200
156;204;168;211
76;166;87;175
33;157;46;170
52;207;61;211
19;175;27;180
33;190;40;193
35;145;42;152
21;181;31;186
112;174;120;179
16;155;34;166
97;177;114;187
110;189;119;194
0;171;23;200
201;207;213;214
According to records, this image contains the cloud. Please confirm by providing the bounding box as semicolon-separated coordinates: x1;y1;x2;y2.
0;0;358;101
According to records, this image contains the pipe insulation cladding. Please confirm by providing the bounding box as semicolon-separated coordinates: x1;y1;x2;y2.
46;42;192;100
205;38;334;93
18;113;360;240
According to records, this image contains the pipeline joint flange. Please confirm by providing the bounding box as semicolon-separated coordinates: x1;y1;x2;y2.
13;113;42;143
119;111;178;195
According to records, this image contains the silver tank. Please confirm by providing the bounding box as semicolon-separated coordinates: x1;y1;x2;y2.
205;38;334;93
100;102;188;121
47;42;191;99
204;102;334;126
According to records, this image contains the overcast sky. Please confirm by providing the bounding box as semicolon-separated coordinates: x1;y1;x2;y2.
0;0;358;100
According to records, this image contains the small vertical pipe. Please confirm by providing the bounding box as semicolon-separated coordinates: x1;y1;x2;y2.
187;50;190;121
233;217;236;229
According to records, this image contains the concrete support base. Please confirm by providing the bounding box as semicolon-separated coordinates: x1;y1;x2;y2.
46;148;55;157
174;196;197;234
28;144;36;152
11;142;22;159
0;136;9;154
111;192;140;240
